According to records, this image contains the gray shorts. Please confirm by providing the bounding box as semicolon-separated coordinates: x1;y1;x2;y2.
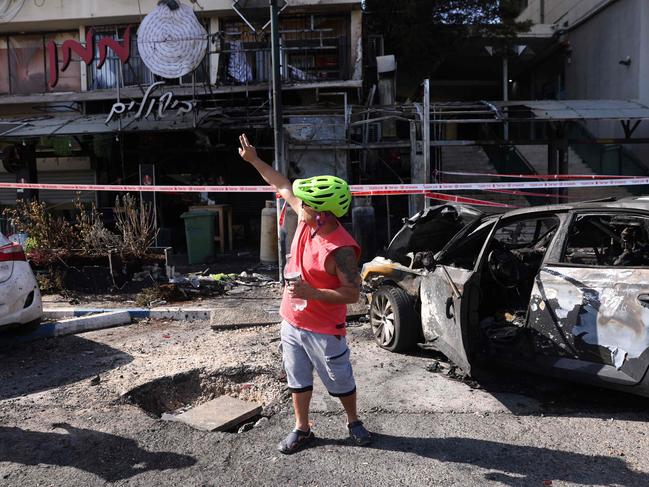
280;320;356;397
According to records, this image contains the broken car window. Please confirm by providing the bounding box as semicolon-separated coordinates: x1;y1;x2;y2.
483;215;560;287
562;213;649;266
439;219;496;270
492;216;559;249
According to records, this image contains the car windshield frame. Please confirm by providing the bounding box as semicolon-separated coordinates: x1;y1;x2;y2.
435;216;499;265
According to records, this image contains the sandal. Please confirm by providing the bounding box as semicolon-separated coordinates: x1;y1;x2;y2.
277;428;315;454
348;420;372;446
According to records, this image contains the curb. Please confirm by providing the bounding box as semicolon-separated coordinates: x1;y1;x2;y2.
45;308;368;324
3;309;369;346
4;311;131;345
44;308;214;321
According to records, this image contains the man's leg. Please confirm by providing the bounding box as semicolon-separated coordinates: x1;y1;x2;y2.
338;391;358;424
278;322;316;453
304;332;371;446
339;390;370;445
292;389;313;431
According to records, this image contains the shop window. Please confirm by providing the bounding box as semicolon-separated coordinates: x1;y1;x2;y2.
219;13;350;85
45;32;82;93
8;34;46;95
87;24;209;91
88;26;153;90
0;32;81;95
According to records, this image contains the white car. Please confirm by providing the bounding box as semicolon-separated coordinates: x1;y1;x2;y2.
0;232;43;331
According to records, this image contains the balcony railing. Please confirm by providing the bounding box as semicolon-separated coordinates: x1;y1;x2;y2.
87;25;208;91
219;14;351;85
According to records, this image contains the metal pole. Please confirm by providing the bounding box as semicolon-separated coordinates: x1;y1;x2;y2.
270;0;286;282
385;195;391;241
503;55;509;141
423;79;430;208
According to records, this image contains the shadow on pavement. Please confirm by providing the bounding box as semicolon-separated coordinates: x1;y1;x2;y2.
0;335;133;400
404;345;649;419
0;423;196;482
316;434;646;486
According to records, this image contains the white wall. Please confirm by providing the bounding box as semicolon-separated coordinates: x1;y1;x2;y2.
0;0;361;32
563;0;646;160
518;0;606;26
564;0;641;101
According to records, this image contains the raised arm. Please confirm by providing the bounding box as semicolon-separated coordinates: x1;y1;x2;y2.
238;134;301;213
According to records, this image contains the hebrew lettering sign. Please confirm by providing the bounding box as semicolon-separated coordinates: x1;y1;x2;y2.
47;27;131;89
105;82;194;124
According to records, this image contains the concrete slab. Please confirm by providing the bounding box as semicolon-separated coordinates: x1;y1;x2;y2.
43;308;213;321
1;311;132;346
53;311;132;337
45;304;368;327
170;396;262;432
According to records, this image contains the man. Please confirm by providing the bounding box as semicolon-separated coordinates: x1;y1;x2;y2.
238;134;371;454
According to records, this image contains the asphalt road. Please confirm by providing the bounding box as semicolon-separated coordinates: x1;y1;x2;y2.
1;317;648;487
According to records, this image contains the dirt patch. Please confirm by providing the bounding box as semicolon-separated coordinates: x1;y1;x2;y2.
123;365;288;423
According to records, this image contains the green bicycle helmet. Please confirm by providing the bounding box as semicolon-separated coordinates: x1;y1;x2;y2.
292;175;352;218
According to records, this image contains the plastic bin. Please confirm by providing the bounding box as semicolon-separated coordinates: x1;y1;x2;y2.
181;211;216;264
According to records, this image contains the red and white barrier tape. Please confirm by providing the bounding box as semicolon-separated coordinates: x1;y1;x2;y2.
437;170;641;180
485;189;584;200
425;192;516;208
1;177;648;194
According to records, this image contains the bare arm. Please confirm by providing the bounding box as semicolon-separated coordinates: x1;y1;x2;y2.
289;247;361;305
238;134;301;213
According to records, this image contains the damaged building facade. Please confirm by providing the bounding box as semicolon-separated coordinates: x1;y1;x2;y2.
0;0;364;252
3;0;649;256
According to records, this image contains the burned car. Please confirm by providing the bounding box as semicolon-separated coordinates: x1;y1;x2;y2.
362;198;649;397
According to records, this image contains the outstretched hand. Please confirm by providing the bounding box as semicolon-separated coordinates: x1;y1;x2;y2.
238;134;259;163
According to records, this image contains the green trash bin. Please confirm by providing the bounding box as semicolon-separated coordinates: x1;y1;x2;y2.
181;211;216;264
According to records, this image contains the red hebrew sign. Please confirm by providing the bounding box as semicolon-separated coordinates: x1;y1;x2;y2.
47;26;132;88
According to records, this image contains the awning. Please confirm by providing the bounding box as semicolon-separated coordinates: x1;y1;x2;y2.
492;100;649;121
0;113;213;138
0;122;27;137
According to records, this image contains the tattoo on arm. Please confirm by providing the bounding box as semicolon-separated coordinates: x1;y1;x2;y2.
334;247;361;287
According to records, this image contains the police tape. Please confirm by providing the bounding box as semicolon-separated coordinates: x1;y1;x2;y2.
1;177;649;194
425;192;516;208
437;170;641;180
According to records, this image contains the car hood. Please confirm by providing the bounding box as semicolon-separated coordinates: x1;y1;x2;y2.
386;204;483;265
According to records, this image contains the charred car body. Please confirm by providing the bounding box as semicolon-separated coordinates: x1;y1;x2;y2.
362;198;649;397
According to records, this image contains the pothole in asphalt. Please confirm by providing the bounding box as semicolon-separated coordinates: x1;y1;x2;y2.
123;365;288;432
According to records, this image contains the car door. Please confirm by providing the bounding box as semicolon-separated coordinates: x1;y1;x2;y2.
529;210;649;384
420;218;497;374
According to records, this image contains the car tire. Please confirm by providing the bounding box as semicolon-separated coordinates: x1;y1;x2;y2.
370;285;418;352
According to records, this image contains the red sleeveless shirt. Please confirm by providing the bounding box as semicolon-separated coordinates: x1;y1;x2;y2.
280;220;361;336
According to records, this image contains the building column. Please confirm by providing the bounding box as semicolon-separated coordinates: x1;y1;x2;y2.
16;143;38;202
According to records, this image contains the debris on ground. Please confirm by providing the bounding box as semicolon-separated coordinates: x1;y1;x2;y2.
135;283;191;307
162;269;278;301
161;395;263;432
446;365;481;389
209;273;238;282
425;361;443;373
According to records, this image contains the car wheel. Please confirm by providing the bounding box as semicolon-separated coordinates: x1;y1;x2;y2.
370;285;418;352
